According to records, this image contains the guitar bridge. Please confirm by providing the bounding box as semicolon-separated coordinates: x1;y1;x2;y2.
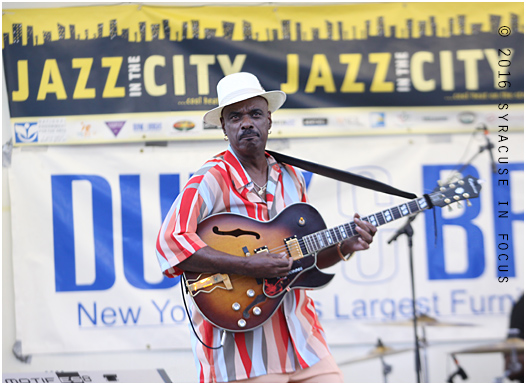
186;273;233;295
254;246;269;254
285;236;304;260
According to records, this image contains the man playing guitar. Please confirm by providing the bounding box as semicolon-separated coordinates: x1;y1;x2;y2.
156;72;377;383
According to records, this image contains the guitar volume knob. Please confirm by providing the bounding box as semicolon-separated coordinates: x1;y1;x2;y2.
253;307;262;316
232;302;241;311
246;289;255;298
237;319;247;328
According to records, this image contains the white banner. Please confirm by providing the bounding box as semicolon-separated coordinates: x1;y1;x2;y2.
9;131;523;355
10;104;525;145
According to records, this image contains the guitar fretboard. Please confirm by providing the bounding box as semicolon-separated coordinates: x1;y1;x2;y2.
302;196;430;255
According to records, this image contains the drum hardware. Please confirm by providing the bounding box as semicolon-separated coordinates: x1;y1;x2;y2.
339;338;413;382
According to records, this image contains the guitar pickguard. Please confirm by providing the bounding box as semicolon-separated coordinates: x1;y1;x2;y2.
263;257;316;297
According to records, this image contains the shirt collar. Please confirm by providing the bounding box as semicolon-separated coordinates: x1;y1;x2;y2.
224;144;281;193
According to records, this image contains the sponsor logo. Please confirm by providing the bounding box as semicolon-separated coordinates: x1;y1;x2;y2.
79;122;92;137
458;112;476;124
203;122;220;130
303;118;328;126
14;122;38;143
105;121;126;137
370;112;386;128
173;120;195;131
422;116;448;121
134;122;163;132
398;112;411;122
272;119;296;126
394;111;413;127
148;122;162;130
335;116;365;127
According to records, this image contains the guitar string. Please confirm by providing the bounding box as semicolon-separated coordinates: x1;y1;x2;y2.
256;199;429;257
260;226;359;256
206;240;321;289
246;237;333;258
201;231;356;289
259;202;429;257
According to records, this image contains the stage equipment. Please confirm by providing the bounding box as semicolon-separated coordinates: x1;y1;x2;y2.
339;339;413;383
381;314;476;328
387;125;492;382
447;355;469;382
453;338;524;355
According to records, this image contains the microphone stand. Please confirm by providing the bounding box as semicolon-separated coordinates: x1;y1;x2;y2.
388;215;422;383
384;125;492;383
447;126;496;184
380;355;393;383
447;355;468;382
454;141;496;179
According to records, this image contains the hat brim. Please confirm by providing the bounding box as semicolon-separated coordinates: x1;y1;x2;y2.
203;90;286;127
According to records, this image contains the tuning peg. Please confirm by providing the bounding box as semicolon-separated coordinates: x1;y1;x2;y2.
457;202;463;209
448;205;453;212
466;199;472;207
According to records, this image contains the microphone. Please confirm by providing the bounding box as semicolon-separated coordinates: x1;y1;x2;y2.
478;124;497;173
447;355;468;382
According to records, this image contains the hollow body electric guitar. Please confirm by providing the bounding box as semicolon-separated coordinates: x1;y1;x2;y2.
184;176;481;332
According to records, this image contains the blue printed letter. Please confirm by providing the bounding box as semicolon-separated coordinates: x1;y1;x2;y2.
423;165;484;280
52;175;115;291
121;175;178;289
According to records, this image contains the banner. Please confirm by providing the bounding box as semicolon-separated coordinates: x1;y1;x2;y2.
9;132;523;354
2;3;524;145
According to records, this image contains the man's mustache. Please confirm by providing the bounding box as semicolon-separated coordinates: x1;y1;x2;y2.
239;130;260;139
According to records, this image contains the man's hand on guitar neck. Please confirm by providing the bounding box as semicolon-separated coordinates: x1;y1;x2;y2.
178;245;294;279
317;213;377;269
343;213;378;253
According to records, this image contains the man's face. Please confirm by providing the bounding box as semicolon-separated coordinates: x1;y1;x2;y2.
221;96;271;158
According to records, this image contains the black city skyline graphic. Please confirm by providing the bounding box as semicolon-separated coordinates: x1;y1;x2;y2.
4;13;523;46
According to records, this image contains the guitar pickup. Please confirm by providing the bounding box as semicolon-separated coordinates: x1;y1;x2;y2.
285;236;304;260
254;246;269;253
186;273;233;295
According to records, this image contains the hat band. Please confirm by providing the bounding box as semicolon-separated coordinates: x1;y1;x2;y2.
219;87;266;106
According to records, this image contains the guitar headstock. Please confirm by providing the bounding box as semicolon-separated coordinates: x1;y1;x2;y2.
427;175;482;208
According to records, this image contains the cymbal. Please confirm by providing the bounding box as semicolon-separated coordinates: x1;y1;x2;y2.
453;338;524;354
339;345;413;365
377;314;476;327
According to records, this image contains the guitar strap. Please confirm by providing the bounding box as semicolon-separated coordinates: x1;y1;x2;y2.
266;150;417;200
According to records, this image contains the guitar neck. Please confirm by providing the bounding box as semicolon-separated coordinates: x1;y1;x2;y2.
302;195;431;255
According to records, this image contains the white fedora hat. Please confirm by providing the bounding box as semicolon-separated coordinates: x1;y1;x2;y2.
203;72;286;126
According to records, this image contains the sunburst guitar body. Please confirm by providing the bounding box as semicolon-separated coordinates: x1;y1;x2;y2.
184;203;333;332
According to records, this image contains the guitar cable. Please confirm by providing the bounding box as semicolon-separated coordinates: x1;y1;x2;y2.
180;275;225;350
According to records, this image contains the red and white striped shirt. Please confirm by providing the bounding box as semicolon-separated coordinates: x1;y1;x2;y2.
156;146;331;382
